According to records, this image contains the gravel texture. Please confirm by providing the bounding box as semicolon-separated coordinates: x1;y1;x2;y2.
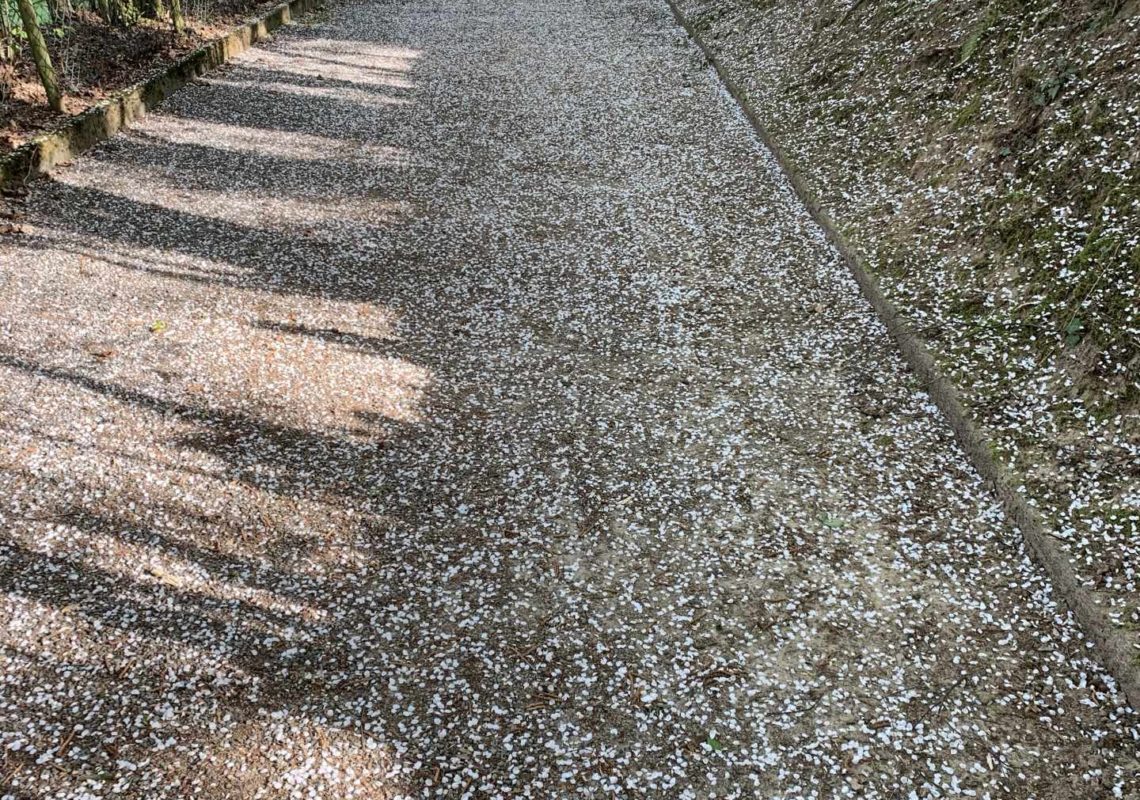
1;0;1138;798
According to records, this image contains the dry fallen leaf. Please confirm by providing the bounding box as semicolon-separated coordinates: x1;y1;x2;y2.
83;341;116;359
145;565;184;588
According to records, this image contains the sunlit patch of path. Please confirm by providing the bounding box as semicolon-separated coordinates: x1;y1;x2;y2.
0;0;1137;798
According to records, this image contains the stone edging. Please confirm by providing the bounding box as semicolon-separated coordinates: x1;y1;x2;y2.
0;0;322;188
663;0;1140;709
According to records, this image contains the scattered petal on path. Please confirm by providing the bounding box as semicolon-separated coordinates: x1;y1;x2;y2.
1;1;1137;798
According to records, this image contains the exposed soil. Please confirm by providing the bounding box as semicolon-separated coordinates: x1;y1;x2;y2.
1;1;292;152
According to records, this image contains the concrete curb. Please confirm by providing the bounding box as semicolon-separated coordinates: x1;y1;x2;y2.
664;0;1140;710
0;0;322;188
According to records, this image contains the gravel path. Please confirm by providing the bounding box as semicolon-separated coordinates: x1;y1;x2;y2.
1;1;1138;798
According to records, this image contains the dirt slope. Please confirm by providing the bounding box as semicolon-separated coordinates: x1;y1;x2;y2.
675;0;1140;662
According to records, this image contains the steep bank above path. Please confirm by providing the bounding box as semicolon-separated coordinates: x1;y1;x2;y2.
674;0;1139;662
